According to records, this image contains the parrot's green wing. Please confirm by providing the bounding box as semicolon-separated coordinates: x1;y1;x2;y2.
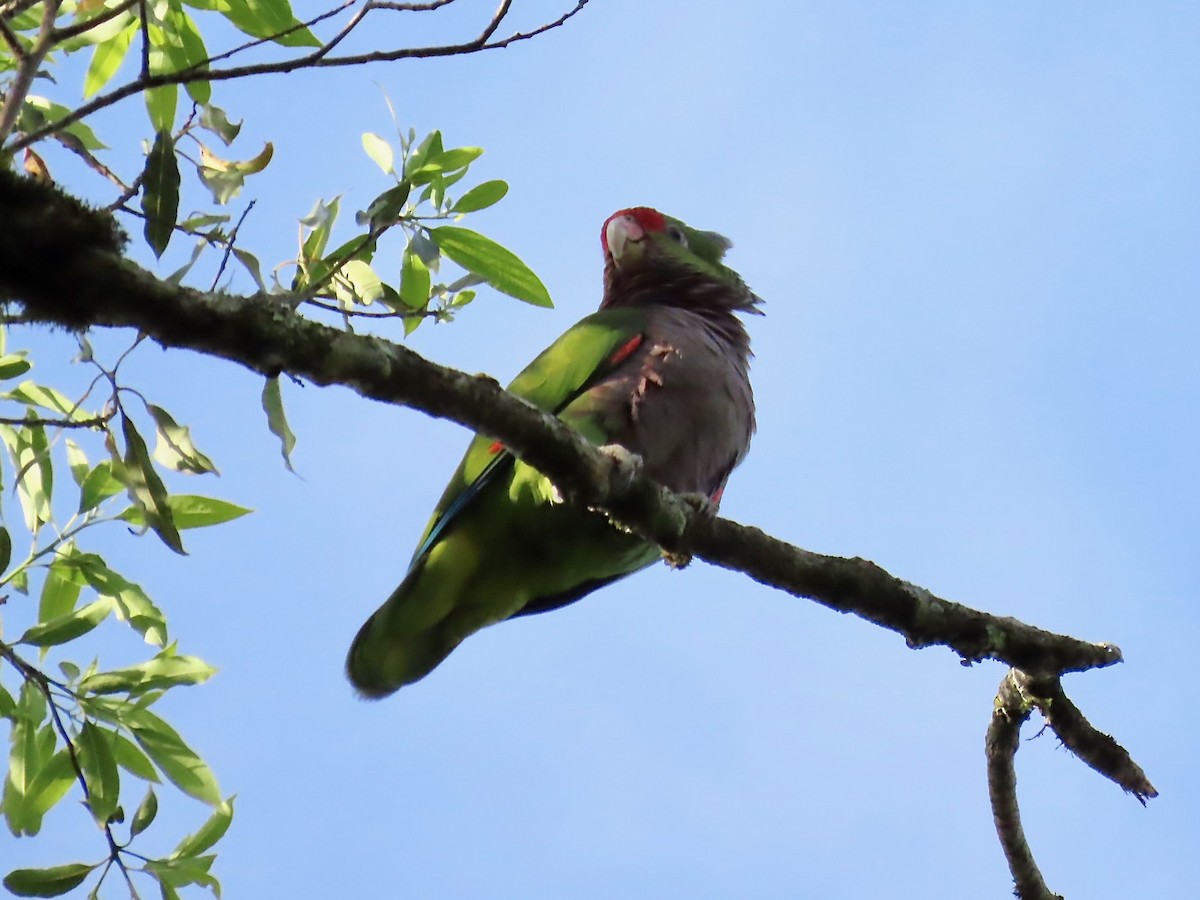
409;307;649;566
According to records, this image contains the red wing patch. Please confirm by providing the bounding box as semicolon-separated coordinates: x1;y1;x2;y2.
607;334;644;368
487;441;505;455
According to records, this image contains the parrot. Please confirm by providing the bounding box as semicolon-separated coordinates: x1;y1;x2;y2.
346;206;761;697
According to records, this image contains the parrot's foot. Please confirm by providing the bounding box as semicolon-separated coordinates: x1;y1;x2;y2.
661;548;692;570
598;443;644;491
660;493;719;569
679;491;720;521
587;444;644;531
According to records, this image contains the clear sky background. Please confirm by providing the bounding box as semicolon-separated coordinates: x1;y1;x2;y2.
3;1;1199;897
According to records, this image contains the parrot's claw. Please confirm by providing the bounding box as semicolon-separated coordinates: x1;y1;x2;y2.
678;491;720;521
598;443;643;491
661;493;718;569
662;548;692;570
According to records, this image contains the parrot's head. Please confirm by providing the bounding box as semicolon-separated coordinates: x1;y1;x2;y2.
599;207;760;314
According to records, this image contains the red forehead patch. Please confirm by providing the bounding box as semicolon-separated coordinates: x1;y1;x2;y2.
600;207;666;250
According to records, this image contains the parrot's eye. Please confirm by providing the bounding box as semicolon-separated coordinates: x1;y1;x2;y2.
666;225;688;247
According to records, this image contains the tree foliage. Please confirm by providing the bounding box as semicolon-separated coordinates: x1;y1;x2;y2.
0;0;586;894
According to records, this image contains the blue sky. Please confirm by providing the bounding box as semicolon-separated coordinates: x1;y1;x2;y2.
3;1;1199;897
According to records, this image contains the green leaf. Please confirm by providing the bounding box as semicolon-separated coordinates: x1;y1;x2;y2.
19;750;75;833
0;419;53;531
261;377;296;472
75;556;167;647
79;653;216;696
434;147;483;171
0;353;32;381
78;460;124;514
428;226;552;307
451;179;508;214
218;0;321;48
155;876;183;900
84;23;136;98
293;196;342;290
357;182;410;230
142;131;181;258
167;239;207;285
21;97;106;150
38;557;84;625
200;141;273;175
10;567;30;595
77;722;120;825
409;230;439;267
127;709;221;805
399;247;431;310
18;598;111;647
162;2;211;104
361;132;394;174
0;685;15;718
408;145;483;186
120;494;251;530
64;439;89;486
148;405;217;474
121;413;185;554
404;130;443;179
145;855;217;893
145;82;177;134
16;681;47;726
0;527;10;575
130;786;158;837
110;733;160;783
199;104;242;145
60;4;134;48
172;797;233;858
197;166;245;205
3;723;32;835
3;713;58;835
301;234;377;293
233;248;267;290
332;260;383;306
4;381;90;421
179;213;231;230
3;863;95;897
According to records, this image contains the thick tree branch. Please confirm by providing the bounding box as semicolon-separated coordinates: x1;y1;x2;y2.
0;170;1124;678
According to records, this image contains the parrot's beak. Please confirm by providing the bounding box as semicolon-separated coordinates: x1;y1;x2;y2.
605;214;646;269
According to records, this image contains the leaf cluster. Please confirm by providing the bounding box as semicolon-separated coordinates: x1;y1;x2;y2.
0;325;247;897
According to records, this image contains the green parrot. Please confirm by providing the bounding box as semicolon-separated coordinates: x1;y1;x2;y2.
347;207;760;696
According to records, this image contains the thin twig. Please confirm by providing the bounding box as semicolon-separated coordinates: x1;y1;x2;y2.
0;16;25;61
49;0;137;42
0;0;63;144
986;671;1063;900
1019;673;1158;803
0;413;109;428
209;200;255;291
2;645;143;898
303;297;429;319
137;0;149;80
375;0;457;10
53;131;130;192
8;0;593;152
0;0;41;19
198;0;356;70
